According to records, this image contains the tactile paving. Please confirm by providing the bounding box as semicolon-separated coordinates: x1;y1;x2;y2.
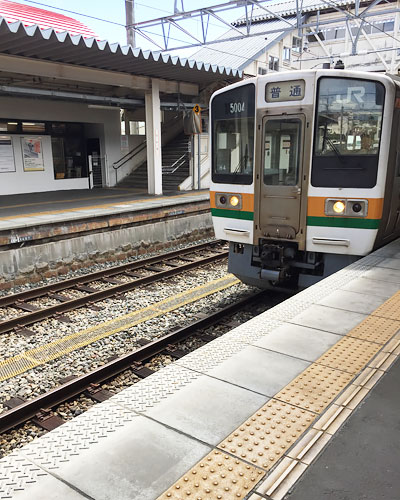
217;399;315;470
110;363;202;413
0;275;239;382
157;449;265;500
275;364;353;413
315;336;381;373
20;401;135;469
0;453;48;499
346;315;400;344
371;290;400;320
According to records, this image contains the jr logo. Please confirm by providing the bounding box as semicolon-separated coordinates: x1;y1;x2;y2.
336;87;365;104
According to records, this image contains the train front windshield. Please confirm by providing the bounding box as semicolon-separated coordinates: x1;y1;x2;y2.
212;83;255;185
312;77;385;188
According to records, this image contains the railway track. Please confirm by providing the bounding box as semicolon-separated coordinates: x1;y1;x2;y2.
0;241;228;336
0;290;273;436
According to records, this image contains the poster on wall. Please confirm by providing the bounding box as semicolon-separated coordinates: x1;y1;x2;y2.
21;137;44;171
0;136;15;173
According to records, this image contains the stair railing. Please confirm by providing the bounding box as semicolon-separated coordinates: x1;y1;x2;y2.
112;114;187;184
112;140;147;184
162;152;189;174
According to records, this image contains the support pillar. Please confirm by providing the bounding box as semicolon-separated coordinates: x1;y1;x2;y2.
145;79;162;195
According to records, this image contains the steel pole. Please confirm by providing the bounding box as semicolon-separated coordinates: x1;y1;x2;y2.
125;0;135;47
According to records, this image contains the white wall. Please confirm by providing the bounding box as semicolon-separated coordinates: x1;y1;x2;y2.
0;96;121;195
0;134;88;196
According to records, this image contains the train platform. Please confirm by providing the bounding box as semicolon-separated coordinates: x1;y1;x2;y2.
0;188;212;283
0;188;210;230
1;238;400;500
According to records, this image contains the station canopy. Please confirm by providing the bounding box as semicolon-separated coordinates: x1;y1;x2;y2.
0;0;242;107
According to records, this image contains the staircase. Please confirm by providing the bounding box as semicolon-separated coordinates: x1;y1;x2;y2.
117;134;190;191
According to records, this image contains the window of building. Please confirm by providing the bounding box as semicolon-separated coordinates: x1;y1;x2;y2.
129;121;146;135
283;47;291;63
258;65;267;75
292;36;302;53
268;55;279;72
335;27;346;39
22;122;45;133
371;21;383;34
0;121;18;133
383;19;394;32
51;122;87;180
308;27;346;42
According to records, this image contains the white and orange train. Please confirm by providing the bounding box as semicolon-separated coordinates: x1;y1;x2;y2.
210;69;400;289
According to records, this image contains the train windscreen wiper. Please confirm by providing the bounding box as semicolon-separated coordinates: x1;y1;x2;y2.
325;139;346;164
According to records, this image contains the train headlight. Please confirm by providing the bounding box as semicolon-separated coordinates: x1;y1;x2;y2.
216;193;242;209
325;199;368;217
229;195;240;207
333;201;346;214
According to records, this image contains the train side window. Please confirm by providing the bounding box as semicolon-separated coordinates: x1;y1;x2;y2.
263;118;301;186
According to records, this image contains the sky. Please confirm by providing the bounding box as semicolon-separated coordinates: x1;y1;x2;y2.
13;0;245;58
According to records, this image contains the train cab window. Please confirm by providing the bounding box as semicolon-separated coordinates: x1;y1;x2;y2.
263;118;301;186
312;77;385;188
212;83;255;185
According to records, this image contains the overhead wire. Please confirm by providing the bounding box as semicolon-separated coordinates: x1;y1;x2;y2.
18;0;233;33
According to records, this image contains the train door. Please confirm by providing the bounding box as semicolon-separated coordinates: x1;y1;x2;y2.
259;115;305;239
382;107;400;241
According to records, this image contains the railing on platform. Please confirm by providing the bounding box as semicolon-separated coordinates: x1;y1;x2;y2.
162;152;189;174
112;140;147;184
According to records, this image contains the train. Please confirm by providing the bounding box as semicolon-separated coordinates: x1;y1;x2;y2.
209;69;400;289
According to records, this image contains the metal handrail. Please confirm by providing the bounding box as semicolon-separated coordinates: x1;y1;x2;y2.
112;140;147;171
162;153;188;174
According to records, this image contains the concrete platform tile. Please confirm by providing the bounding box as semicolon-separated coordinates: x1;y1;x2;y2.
41;415;211;500
376;257;400;270
341;277;400;299
254;323;340;362
361;266;400;284
317;289;386;315
11;474;87;500
2;217;36;226
147;374;269;445
208;345;310;397
289;304;367;335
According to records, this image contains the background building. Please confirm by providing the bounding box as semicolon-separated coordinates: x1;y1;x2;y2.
192;0;400;75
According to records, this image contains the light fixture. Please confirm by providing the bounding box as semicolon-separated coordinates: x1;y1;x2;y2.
333;201;346;214
230;195;240;207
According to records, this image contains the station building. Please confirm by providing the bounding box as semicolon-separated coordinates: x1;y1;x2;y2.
192;0;400;76
0;0;240;197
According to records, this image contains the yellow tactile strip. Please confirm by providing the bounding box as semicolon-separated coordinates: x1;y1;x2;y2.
346;315;400;344
315;336;381;373
159;449;265;500
218;399;316;470
371;290;400;321
157;286;400;500
275;364;353;414
0;274;239;382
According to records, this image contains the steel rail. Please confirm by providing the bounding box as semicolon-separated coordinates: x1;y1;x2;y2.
0;241;222;307
0;249;228;335
0;290;269;434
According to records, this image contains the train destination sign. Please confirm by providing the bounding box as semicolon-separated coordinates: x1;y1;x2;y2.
266;80;305;103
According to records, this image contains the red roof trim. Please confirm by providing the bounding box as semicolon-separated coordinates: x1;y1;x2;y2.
0;0;97;37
